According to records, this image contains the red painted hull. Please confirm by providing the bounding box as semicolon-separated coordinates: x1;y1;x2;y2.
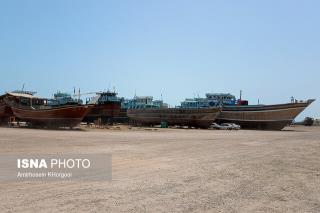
83;102;121;123
11;105;92;128
0;103;13;123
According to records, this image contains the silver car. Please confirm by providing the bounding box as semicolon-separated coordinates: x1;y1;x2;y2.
211;123;240;130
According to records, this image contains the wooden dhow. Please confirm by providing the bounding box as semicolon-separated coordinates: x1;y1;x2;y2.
5;92;92;128
217;99;315;130
83;91;121;124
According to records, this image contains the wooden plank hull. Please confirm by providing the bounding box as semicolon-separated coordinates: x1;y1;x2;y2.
113;108;130;123
0;103;13;123
217;100;315;130
127;107;221;128
83;102;121;123
11;105;92;128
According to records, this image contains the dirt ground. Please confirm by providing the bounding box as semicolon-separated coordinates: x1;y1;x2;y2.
0;126;319;213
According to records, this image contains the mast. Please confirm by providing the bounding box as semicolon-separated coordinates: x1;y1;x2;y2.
78;88;81;103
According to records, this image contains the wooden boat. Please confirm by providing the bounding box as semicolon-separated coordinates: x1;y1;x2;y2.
10;105;92;128
114;108;130;123
127;107;221;128
5;92;92;128
83;91;121;123
217;99;315;130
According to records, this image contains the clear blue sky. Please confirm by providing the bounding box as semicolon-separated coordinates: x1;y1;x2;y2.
0;0;318;120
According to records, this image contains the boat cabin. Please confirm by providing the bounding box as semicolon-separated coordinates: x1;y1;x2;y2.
122;96;168;109
48;92;80;106
181;93;239;108
205;93;237;105
86;91;120;105
5;91;47;108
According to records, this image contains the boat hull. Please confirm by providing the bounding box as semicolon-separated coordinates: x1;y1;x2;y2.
217;100;315;130
113;108;130;123
0;103;13;123
11;105;92;128
127;107;221;128
83;102;121;123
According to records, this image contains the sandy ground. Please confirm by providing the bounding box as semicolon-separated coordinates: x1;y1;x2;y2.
0;126;320;213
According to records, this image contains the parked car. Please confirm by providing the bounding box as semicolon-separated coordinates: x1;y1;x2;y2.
210;123;240;130
210;123;222;129
220;123;240;130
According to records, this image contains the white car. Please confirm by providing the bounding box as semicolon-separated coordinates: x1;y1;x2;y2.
210;123;222;129
220;123;240;130
211;123;240;130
